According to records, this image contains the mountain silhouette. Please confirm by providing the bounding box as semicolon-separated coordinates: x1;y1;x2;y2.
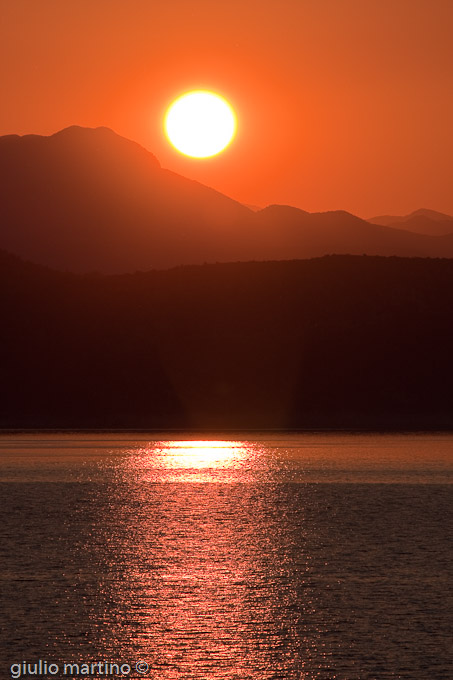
252;206;452;259
1;249;453;429
1;126;453;272
0;126;253;272
368;209;453;236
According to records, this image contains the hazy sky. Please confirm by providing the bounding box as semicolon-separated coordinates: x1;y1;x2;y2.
1;0;452;217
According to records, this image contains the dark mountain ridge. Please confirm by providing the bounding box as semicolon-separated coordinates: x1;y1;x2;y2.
1;249;452;430
2;126;453;273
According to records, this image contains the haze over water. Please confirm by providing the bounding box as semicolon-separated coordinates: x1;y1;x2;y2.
1;433;452;679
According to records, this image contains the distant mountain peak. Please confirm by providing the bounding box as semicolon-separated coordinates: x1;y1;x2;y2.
53;124;115;136
369;208;453;224
409;208;453;221
52;125;131;144
368;208;453;236
259;204;310;217
48;125;161;168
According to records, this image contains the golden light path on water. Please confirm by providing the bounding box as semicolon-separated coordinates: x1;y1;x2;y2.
152;440;249;468
1;433;453;483
107;439;321;678
126;440;267;482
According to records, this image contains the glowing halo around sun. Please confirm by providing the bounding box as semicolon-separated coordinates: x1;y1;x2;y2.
164;90;237;158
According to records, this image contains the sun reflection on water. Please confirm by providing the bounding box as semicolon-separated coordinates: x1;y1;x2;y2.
101;462;319;678
127;439;265;482
153;440;249;468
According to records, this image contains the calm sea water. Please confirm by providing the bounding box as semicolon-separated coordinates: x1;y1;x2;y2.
0;433;452;680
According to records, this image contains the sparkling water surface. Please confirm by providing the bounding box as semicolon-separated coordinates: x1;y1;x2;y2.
1;433;452;679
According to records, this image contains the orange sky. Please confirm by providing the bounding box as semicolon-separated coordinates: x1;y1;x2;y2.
1;0;452;217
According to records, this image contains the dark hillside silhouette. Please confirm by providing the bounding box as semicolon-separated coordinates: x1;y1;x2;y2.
0;249;187;428
2;127;453;273
1;250;453;430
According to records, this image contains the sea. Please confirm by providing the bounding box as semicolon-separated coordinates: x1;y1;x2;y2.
0;432;452;680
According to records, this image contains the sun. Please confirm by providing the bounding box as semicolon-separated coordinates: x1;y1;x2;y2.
164;90;237;158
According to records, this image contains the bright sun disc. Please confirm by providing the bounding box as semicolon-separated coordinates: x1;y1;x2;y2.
164;90;237;158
